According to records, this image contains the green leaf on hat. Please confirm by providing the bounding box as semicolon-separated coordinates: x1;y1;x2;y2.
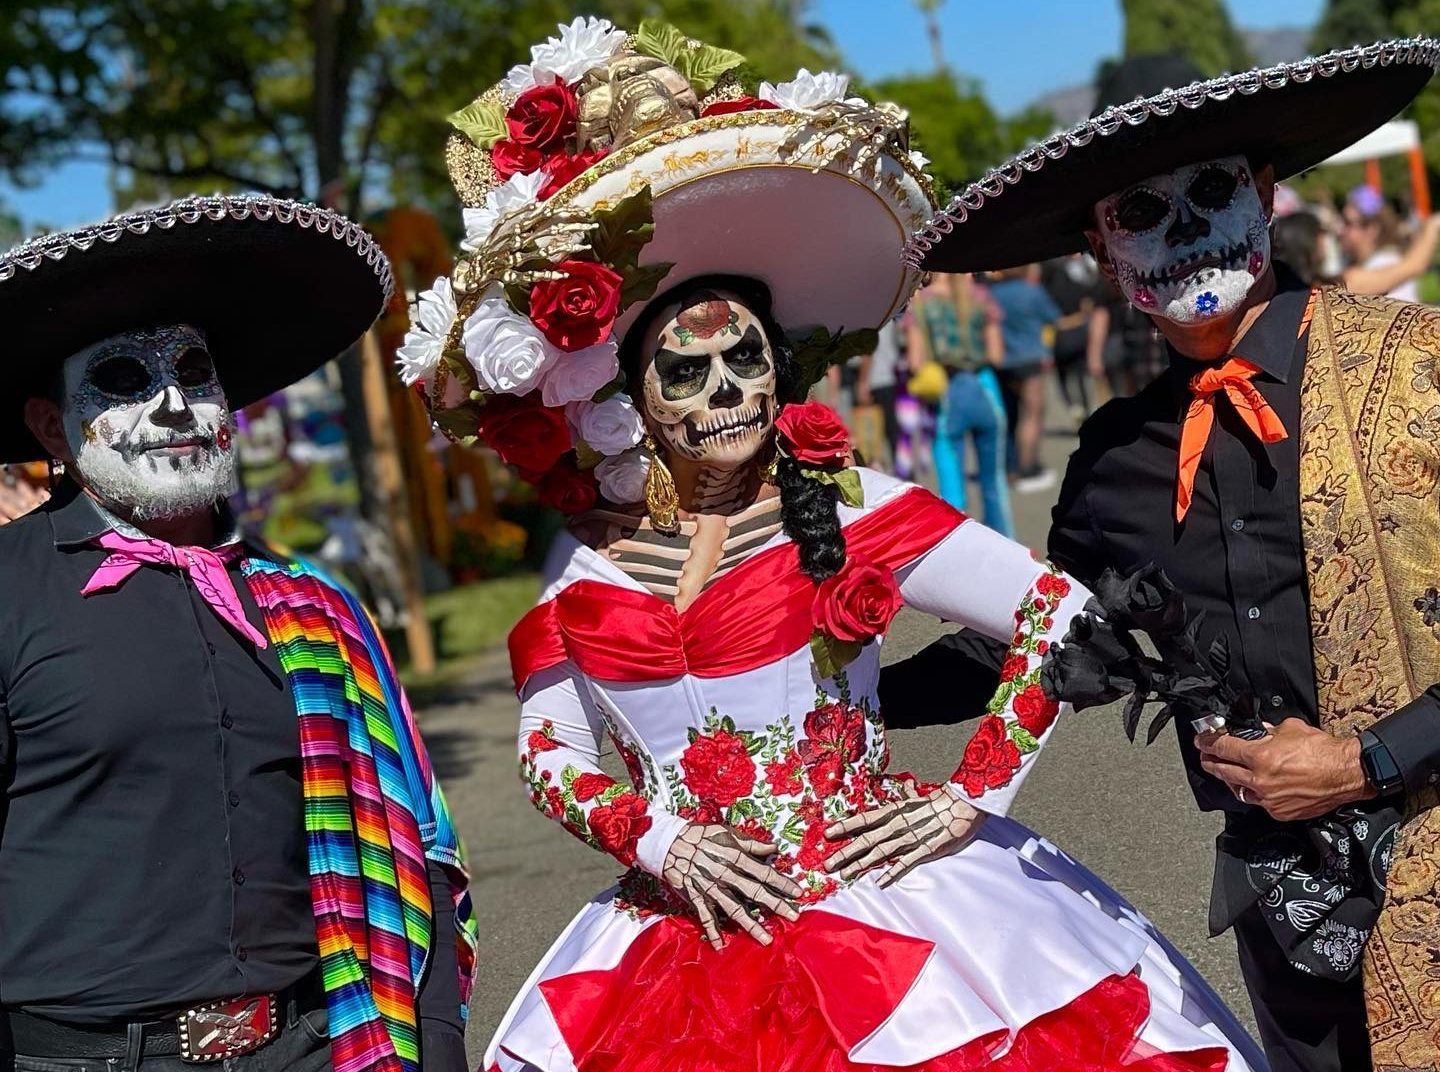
619;260;673;311
441;348;478;394
788;326;880;397
802;467;864;508
589;186;658;271
448;99;508;149
633;19;689;67
431;403;482;446
633;19;746;95
810;629;863;680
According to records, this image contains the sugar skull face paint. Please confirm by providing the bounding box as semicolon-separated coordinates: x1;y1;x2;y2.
1092;155;1270;325
639;291;777;467
61;324;237;520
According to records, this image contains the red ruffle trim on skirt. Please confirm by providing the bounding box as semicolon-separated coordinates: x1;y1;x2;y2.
519;910;1230;1072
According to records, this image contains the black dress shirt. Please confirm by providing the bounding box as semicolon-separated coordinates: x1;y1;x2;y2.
0;485;463;1056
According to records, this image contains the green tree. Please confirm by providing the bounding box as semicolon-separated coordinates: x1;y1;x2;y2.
1310;0;1404;50
1121;0;1252;76
873;72;1015;195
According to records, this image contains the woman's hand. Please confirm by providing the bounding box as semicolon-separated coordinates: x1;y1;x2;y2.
662;824;802;950
823;783;985;888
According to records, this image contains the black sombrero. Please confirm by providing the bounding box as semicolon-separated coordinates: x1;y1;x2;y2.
0;194;394;462
906;37;1440;274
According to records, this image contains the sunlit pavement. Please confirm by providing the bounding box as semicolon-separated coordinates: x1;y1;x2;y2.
416;410;1252;1064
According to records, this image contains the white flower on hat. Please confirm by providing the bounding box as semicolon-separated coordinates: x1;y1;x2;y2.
908;149;931;169
567;392;645;456
595;448;651;505
396;275;457;386
759;69;853;111
539;341;620;407
462;289;559;395
501;17;626;95
461;170;547;252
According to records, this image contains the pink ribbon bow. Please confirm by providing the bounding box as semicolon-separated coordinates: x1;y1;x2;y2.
82;529;269;649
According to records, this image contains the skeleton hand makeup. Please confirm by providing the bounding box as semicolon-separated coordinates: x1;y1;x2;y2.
61;324;237;520
639;291;777;467
1092;155;1270;324
822;781;984;888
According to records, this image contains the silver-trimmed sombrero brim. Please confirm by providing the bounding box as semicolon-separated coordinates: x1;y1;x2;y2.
906;37;1440;273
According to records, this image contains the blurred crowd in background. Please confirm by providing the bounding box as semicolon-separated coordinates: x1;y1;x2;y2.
816;179;1440;538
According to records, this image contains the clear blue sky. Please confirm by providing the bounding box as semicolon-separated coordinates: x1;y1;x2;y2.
2;0;1323;233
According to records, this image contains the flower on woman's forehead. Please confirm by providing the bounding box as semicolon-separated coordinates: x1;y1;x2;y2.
501;16;627;96
396;276;457;387
461;170;546;252
759;69;853;111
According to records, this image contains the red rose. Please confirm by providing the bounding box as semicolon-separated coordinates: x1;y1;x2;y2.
478;394;571;472
807;754;844;797
1013;684;1060;738
764;751;804;796
812;555;902;644
505;82;577;151
528;259;624;352
1035;572;1072;601
539;148;608;199
536;458;598;514
543;785;565;818
797;819;843;872
572;772;617;802
490;137;546;180
526;729;559;754
612;734;646;790
680;730;757;807
678;801;724;824
589;792;652;866
953;715;1021;798
999;654;1029;683
775;400;852;468
733;819;775;844
700;96;781;117
799;703;866;766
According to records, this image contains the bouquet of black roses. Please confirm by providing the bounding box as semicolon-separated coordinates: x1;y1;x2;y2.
1039;563;1268;742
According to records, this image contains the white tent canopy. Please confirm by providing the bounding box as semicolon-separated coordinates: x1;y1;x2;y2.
1321;119;1422;167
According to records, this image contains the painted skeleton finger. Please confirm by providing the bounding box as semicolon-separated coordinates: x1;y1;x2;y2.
685;877;724;951
724;868;801;922
829;835;902;881
710;883;772;946
722;844;804;899
877;843;934;890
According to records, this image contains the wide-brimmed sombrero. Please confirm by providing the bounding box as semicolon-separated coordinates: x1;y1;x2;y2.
399;16;935;512
906;37;1440;273
0;193;393;462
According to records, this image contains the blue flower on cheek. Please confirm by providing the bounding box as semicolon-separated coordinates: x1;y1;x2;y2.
1194;292;1220;316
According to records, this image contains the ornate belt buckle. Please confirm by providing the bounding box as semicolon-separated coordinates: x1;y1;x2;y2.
177;994;278;1062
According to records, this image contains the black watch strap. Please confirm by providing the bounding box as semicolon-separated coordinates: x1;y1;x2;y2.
1359;729;1405;796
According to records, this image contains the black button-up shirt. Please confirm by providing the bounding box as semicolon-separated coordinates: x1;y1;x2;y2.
0;484;317;1022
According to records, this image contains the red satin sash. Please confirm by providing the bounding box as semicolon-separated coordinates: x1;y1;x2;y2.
509;487;965;692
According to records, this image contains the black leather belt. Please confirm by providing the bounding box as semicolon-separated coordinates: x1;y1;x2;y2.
4;971;324;1061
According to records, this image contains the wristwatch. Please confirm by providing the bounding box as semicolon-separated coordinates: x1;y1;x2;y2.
1358;730;1405;797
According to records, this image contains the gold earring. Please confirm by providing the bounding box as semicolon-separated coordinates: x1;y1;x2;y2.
643;434;680;535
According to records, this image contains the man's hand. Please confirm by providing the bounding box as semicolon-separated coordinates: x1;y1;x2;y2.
662;824;802;950
1196;718;1375;822
822;783;984;887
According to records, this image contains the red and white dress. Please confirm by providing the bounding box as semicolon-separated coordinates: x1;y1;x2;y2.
489;470;1264;1072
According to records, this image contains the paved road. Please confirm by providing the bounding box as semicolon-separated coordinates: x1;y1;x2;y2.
415;424;1255;1065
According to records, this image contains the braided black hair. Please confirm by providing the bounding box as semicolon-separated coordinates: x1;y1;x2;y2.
620;274;846;583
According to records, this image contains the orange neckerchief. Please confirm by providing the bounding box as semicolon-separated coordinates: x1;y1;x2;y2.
1174;289;1316;522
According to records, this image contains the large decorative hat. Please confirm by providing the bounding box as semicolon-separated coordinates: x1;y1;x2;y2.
399;16;935;512
0;193;394;463
906;37;1440;273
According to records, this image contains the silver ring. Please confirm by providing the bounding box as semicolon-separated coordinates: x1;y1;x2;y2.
1237;786;1249;804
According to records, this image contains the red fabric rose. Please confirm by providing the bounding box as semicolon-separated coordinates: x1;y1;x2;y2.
612;733;646;790
539;147;608;199
543;785;565;818
796;819;843;872
700;96;781;118
528;259;624;352
953;715;1021;798
811;556;902;644
680;730;757;808
505;82;577;151
527;729;559;754
799;703;866;766
589;792;652;866
1035;572;1072;601
764;751;804;796
536;458;598;514
999;654;1029;683
478;394;571;472
678;801;723;824
806;754;844;797
733;819;775;845
490;137;546;180
775;400;852;467
572;772;617;802
1013;684;1060;738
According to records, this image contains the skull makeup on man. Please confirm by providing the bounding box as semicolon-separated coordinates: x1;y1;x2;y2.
1089;154;1274;325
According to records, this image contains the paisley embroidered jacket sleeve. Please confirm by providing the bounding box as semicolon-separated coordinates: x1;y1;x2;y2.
897;519;1092;817
519;664;686;874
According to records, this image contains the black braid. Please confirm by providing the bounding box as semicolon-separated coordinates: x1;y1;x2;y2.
620;274;846;584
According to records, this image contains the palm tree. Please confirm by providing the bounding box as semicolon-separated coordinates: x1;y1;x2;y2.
914;0;948;73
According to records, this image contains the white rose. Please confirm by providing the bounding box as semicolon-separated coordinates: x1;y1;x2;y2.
539;341;620;407
908;149;931;169
461;290;558;395
758;69;852;111
461;170;546;252
396;275;457;386
501;17;625;95
567;392;644;455
595;449;651;505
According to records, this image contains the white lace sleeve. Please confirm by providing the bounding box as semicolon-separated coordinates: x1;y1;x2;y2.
897;519;1092;816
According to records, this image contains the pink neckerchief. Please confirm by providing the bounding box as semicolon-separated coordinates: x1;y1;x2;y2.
81;529;269;648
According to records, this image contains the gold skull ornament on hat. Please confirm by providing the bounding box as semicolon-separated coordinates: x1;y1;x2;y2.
575;55;701;153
